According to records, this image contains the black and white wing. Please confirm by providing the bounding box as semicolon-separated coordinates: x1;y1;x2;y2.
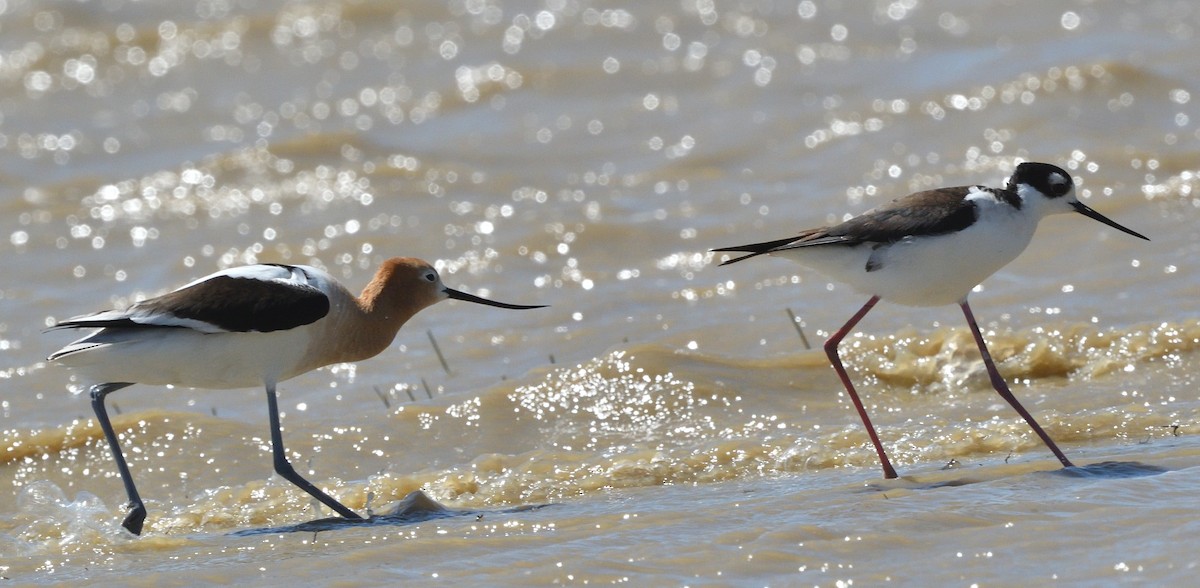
51;264;331;335
714;186;999;264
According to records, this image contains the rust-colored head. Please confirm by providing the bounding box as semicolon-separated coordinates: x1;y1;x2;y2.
361;257;545;320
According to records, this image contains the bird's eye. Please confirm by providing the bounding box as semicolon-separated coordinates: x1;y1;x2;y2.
1052;182;1070;195
424;272;437;282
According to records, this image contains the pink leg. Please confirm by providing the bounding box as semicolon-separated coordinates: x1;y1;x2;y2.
959;300;1075;468
825;295;898;479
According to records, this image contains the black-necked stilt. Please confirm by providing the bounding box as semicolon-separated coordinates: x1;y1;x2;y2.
49;257;545;535
715;161;1148;478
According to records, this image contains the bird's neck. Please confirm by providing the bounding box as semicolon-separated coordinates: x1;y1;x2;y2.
340;290;415;362
297;281;409;368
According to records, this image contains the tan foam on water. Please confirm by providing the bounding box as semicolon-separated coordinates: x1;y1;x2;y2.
7;319;1197;536
840;318;1200;391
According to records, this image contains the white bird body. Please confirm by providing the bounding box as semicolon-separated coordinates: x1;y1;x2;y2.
49;257;544;535
51;264;369;388
56;327;312;389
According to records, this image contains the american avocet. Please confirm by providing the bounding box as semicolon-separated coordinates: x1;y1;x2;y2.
49;257;545;535
715;162;1148;478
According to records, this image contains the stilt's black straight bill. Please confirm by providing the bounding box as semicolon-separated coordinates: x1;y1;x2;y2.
1071;201;1149;241
444;288;546;310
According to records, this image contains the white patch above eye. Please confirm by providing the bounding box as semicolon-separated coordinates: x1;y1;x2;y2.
1050;172;1067;185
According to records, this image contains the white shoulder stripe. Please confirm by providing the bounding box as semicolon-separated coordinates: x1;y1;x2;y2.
174;264;316;292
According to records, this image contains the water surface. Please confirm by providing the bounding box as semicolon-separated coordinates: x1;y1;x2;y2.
2;0;1198;584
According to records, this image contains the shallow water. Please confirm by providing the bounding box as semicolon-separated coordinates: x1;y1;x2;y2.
2;0;1199;584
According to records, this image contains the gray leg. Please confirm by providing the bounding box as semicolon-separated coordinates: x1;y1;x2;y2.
265;383;364;520
90;383;146;535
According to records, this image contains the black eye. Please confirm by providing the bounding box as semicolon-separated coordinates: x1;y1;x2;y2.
424;272;437;282
1052;182;1070;195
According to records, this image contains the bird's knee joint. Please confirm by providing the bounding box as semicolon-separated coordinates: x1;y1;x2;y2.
273;457;295;477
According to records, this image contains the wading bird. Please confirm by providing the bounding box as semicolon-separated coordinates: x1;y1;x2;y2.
50;257;545;534
715;162;1148;478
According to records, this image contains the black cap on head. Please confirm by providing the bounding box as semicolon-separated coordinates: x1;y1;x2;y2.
1008;162;1073;198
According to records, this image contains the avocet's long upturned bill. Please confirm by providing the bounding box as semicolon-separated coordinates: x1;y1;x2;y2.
49;257;545;535
715;162;1148;478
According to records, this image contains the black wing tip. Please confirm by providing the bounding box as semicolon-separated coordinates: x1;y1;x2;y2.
711;233;815;263
712;250;764;266
46;318;130;331
711;239;793;266
494;303;549;310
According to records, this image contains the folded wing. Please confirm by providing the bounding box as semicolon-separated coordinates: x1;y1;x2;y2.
49;264;331;360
